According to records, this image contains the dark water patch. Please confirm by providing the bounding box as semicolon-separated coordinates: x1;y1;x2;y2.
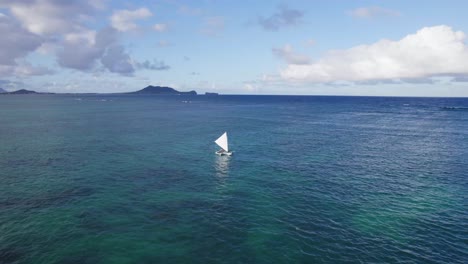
440;106;468;111
31;187;95;209
2;154;75;171
76;209;108;234
41;157;68;168
146;195;254;252
4;158;33;168
0;246;24;264
149;204;180;222
58;254;102;264
0;187;94;211
76;203;150;235
98;142;143;154
137;255;193;264
147;199;212;222
186;208;253;262
129;167;205;194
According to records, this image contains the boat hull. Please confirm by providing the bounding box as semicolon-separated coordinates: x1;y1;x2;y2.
215;150;233;156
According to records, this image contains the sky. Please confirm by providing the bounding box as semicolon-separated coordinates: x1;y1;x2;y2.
1;0;468;96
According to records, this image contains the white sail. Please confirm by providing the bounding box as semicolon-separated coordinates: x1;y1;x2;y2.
215;132;229;152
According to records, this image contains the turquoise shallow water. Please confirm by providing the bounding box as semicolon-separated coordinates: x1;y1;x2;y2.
0;94;467;263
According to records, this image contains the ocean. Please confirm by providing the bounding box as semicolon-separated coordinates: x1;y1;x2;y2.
0;94;467;263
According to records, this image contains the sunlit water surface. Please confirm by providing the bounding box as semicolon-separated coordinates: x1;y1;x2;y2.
0;95;467;263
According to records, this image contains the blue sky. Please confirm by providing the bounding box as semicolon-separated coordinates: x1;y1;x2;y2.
1;0;468;96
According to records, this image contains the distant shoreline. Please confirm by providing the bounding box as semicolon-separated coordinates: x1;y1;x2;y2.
2;88;468;98
0;86;220;96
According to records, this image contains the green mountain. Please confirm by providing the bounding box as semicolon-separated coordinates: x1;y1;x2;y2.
130;85;197;95
8;89;38;94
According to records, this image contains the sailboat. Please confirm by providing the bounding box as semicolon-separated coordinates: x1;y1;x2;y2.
215;132;233;156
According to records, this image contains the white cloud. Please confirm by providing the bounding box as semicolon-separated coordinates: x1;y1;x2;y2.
452;75;468;82
243;83;260;93
88;0;107;10
110;8;152;32
0;65;14;77
0;79;24;91
349;6;400;18
36;42;59;55
100;45;134;75
272;45;310;65
0;0;98;35
14;62;54;76
0;13;43;66
0;63;53;77
135;60;170;71
57;27;117;71
0;0;116;75
280;25;468;83
153;23;168;32
0;1;151;77
64;29;97;45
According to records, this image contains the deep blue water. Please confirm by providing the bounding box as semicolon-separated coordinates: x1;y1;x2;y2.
0;94;467;263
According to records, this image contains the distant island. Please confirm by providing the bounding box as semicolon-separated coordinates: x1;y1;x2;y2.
128;85;197;95
0;85;213;96
0;89;55;95
8;89;41;94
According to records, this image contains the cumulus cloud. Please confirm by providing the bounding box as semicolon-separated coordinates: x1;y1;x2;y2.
57;41;101;70
110;8;152;32
243;83;260;93
0;79;24;91
0;13;43;65
0;65;14;77
153;23;168;32
1;1;155;77
400;77;437;84
349;6;400;19
57;25;156;76
272;45;310;65
88;0;107;10
355;79;401;86
452;75;468;82
0;0;127;76
136;60;170;71
64;30;97;45
0;1;122;75
280;25;468;83
200;16;224;36
258;6;303;31
57;27;117;71
101;45;134;75
14;62;54;76
0;0;99;35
